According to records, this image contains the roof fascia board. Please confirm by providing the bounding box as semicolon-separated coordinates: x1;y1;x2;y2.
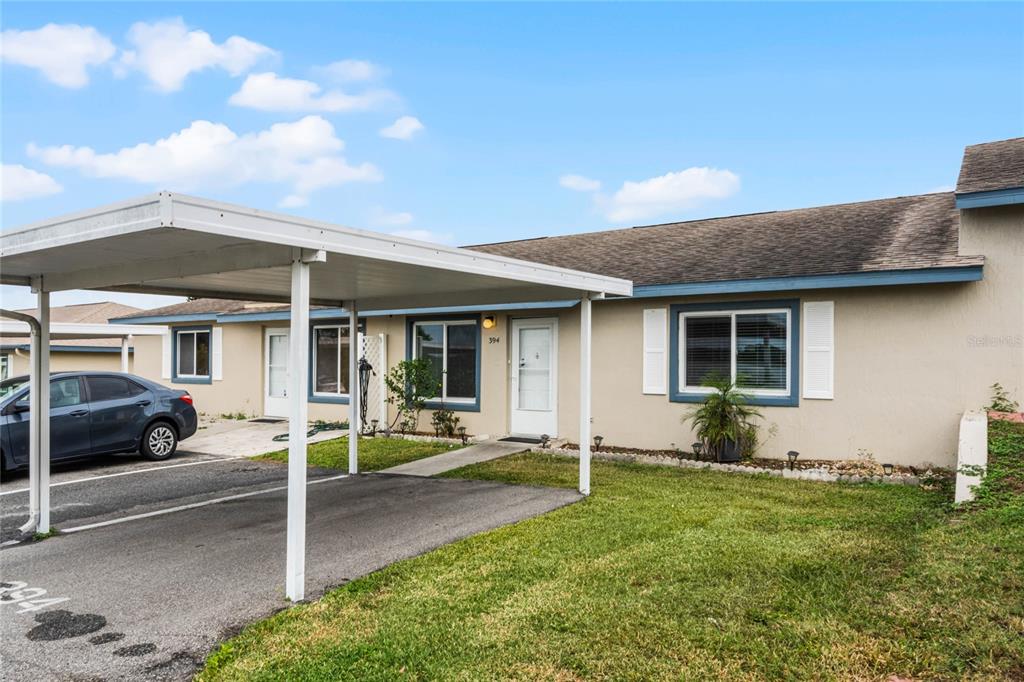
955;187;1024;209
631;266;984;298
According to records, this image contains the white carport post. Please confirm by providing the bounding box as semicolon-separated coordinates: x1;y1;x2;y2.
578;295;592;496
348;302;359;474
121;335;131;372
28;285;52;533
285;250;311;602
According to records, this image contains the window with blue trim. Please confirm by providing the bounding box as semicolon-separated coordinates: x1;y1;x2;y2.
411;320;479;405
175;328;211;380
671;300;799;407
312;324;352;397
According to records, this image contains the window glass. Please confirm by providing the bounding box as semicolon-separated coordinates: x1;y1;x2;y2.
178;332;196;375
126;380;147;397
51;377;84;408
414;323;445;397
446;324;477;399
195;332;210;376
315;327;339;393
0;355;9;381
684;316;731;387
735;313;787;390
313;326;351;395
86;376;131;402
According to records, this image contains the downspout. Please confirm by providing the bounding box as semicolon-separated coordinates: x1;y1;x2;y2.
0;309;42;535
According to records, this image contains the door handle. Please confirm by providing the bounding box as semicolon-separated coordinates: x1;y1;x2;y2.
69;409;89;418
135;400;152;407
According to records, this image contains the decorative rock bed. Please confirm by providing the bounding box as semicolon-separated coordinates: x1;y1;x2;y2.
532;445;935;486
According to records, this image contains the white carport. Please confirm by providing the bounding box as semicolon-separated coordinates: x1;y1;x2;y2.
0;192;631;600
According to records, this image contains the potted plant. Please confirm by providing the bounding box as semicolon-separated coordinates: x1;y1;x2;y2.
684;377;761;463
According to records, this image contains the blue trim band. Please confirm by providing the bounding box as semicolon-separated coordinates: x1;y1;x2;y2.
668;299;800;408
405;313;482;413
171;325;213;385
112;312;218;324
955;187;1024;209
634;266;982;298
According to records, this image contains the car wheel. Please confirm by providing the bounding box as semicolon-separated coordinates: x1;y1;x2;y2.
142;422;178;461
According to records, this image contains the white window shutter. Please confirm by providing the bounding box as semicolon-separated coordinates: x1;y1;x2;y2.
212;327;224;381
803;301;834;399
161;330;172;379
642;308;668;395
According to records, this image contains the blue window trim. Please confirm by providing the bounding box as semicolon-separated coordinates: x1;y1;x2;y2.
669;299;800;408
307;318;365;405
955;187;1024;209
171;325;213;385
405;314;482;413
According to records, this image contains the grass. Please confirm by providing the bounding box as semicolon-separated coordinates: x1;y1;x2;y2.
202;453;1024;681
254;435;461;472
970;418;1024;511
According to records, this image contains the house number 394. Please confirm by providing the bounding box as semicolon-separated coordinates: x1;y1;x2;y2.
488;337;501;344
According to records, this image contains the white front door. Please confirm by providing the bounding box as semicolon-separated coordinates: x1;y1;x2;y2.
510;318;558;437
264;328;290;417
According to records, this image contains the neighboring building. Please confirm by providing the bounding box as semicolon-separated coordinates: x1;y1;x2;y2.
116;137;1024;467
1;302;143;379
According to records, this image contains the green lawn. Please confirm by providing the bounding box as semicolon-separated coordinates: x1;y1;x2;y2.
203;450;1024;681
255;436;461;472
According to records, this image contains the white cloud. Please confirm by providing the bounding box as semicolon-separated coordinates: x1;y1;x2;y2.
600;167;740;222
390;229;454;245
28;115;380;206
368;207;414;227
229;72;394;112
1;164;63;201
0;23;115;88
317;59;386;82
118;18;275;92
379;116;424;141
559;174;601;192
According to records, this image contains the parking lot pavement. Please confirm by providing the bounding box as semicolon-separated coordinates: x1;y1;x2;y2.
0;474;580;681
0;452;340;543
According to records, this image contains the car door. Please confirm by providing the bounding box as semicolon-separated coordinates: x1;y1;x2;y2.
3;376;92;467
85;376;151;454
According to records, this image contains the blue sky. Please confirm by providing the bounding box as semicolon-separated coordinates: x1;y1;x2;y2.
1;2;1022;310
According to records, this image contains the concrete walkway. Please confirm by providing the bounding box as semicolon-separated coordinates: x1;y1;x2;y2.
180;418;343;458
381;440;530;476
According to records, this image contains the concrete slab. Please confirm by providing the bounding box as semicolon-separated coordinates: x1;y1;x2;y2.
181;418;343;459
1;474;580;681
379;440;530;476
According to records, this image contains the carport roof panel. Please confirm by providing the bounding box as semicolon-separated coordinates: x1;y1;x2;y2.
0;193;632;308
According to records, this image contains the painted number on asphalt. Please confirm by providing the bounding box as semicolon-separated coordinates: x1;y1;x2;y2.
0;581;69;614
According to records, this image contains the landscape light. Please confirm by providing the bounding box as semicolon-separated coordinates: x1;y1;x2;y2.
593;435;604;452
882;463;894;476
457;426;468;444
787;450;800;470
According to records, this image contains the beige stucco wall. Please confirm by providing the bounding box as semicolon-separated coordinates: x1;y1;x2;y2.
5;348;128;377
123;204;1022;467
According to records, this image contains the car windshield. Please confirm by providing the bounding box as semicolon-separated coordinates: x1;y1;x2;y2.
0;376;30;400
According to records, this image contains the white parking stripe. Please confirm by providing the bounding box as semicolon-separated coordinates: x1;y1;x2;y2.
0;457;234;497
61;474;349;533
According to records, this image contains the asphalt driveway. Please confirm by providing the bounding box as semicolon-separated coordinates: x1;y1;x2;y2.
1;471;579;681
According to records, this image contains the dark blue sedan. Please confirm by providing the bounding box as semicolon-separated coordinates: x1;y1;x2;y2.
0;372;198;474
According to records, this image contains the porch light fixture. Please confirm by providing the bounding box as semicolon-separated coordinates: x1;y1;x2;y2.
593;435;604;452
482;315;496;329
540;434;550;448
882;463;894;476
787;450;799;470
457;426;468;445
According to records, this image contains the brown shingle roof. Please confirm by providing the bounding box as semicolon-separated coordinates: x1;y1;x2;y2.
956;137;1024;195
470;193;981;287
6;302;143;348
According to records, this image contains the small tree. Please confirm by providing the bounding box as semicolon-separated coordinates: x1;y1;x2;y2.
384;358;441;433
684;376;762;462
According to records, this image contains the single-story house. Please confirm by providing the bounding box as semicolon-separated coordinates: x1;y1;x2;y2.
1;301;142;380
114;137;1024;467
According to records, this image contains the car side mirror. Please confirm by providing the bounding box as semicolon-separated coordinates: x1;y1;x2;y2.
13;401;30;413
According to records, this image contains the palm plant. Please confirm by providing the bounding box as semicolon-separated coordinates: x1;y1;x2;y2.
684;376;762;462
